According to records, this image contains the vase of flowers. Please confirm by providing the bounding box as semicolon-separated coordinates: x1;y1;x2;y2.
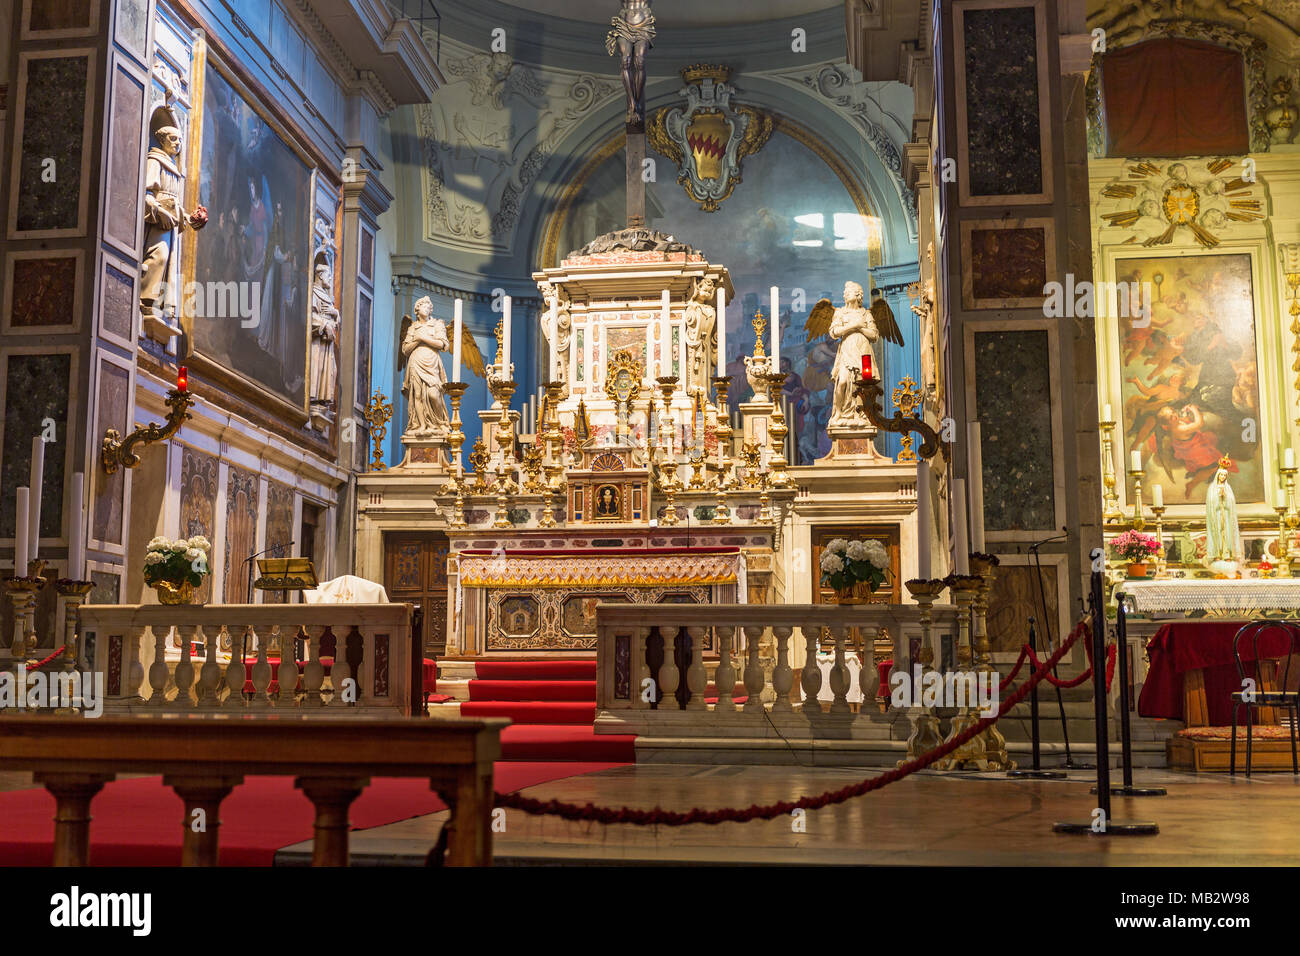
144;535;211;605
1111;530;1159;579
820;537;890;604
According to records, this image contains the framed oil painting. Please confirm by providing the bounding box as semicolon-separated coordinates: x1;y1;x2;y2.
186;46;314;419
1116;253;1263;506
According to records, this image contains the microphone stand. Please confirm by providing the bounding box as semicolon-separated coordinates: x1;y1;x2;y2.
1033;529;1091;771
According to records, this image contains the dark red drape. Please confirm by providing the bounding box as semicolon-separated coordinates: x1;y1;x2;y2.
1101;37;1249;157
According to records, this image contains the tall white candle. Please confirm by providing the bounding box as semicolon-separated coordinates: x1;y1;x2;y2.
967;422;985;553
952;478;969;575
716;283;726;377
1102;403;1113;423
501;296;512;376
769;286;780;368
916;460;932;580
14;487;28;577
548;296;559;381
452;299;463;382
1152;483;1163;508
1280;487;1289;510
28;436;44;562
1287;448;1296;470
1130;449;1142;472
660;289;671;378
68;471;85;580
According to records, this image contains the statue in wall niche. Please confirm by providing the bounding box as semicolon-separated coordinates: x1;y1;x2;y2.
400;296;451;440
1205;456;1242;577
606;0;655;131
538;281;572;396
682;276;717;393
1266;77;1297;146
139;105;207;333
805;281;904;430
308;258;340;429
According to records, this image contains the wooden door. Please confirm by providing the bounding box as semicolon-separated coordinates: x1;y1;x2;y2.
811;524;902;605
384;532;449;657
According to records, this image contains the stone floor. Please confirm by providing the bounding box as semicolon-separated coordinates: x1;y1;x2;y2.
274;763;1300;866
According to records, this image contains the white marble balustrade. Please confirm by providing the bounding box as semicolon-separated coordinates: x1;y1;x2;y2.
595;602;962;739
73;603;415;717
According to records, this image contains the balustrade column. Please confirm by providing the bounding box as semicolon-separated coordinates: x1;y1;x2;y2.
173;625;196;709
124;626;146;701
302;626;326;707
296;776;368;866
800;623;822;710
828;625;851;715
685;626;707;711
249;627;273;708
771;626;794;712
714;626;737;712
859;625;877;710
633;627;650;709
657;626;680;710
147;626;170;705
164;774;242;866
35;772;114;866
224;627;247;709
197;626;223;708
331;629;353;707
278;626;299;707
742;626;765;712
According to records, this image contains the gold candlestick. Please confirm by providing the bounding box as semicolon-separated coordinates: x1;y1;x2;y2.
492;469;512;529
1100;417;1123;524
445;382;468;528
936;574;989;771
1150;504;1168;577
363;389;393;472
763;371;792;489
1128;465;1146;530
900;578;948;766
711;375;733;525
1275;505;1291;577
538;381;566;528
1282;464;1299;567
659;455;681;526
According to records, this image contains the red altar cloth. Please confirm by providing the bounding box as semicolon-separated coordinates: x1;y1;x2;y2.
1137;621;1294;726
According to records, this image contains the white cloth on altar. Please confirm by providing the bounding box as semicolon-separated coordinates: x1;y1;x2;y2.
815;650;864;703
302;575;389;604
1118;578;1300;613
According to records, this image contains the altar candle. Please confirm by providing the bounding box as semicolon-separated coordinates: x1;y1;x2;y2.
769;286;780;368
1152;483;1163;508
952;478;970;574
1102;403;1112;423
861;354;873;379
28;435;44;562
176;365;188;392
1287;448;1296;471
68;471;85;580
716;284;726;377
452;299;463;382
1280;487;1289;510
916;460;932;580
501;296;512;375
967;422;985;553
548;297;559;381
1130;450;1142;472
660;289;671;377
14;488;28;577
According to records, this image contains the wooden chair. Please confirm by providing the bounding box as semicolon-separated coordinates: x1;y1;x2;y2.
1230;621;1300;776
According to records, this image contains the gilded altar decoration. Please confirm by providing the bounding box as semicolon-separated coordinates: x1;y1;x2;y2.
362;389;393;472
459;549;742;588
102;369;194;474
1097;160;1262;249
604;348;645;439
806;281;903;430
647;65;773;212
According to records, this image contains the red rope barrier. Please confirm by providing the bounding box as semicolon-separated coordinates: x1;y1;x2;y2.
27;646;67;671
997;621;1116;692
494;617;1091;825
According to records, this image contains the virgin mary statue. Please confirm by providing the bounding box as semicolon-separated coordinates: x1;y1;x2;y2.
1204;456;1241;576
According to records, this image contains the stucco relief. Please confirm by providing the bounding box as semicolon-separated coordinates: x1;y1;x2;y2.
418;43;619;252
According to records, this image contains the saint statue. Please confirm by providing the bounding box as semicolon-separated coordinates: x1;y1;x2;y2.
308;259;340;427
606;0;655;131
139;105;207;330
539;281;573;396
805;281;904;429
400;296;451;439
682;277;716;393
1204;456;1242;576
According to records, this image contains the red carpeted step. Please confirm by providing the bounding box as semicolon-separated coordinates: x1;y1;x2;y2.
499;724;637;762
468;679;596;702
459;700;597;724
474;659;595;681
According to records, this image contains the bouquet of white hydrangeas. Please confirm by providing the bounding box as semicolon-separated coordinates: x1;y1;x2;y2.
143;535;212;589
818;537;889;593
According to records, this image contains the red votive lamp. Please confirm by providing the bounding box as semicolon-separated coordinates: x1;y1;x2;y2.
176;366;188;392
861;355;873;379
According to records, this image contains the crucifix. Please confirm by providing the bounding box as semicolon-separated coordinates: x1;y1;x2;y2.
606;0;655;227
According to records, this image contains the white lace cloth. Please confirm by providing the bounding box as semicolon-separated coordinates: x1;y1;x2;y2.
1118;578;1300;613
302;575;389;604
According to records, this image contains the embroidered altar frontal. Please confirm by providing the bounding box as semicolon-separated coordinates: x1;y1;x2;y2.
458;547;744;652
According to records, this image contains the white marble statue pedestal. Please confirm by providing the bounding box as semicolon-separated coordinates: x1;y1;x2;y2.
818;423;881;463
397;434;451;472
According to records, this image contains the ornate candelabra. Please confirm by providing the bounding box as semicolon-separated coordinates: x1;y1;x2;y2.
658;454;682;526
54;579;93;713
1099;415;1124;524
854;375;945;461
763;370;792;489
445;382;468;528
1149;503;1168;577
1282;458;1300;566
935;574;987;771
362;389;393;472
539;380;566;528
711;375;733;525
900;578;948;766
968;553;1013;771
492;468;513;529
1275;501;1292;577
490;379;518;465
102;384;194;474
1128;462;1147;530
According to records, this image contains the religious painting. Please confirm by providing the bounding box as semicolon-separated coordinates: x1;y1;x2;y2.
561;594;603;637
5;253;81;332
190;53;314;414
180;447;218;604
961;219;1054;309
604;324;649;380
1117;253;1263;505
594;483;622;520
223;465;259;603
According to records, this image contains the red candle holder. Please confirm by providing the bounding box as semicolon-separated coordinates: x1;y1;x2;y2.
176;366;188;393
861;355;873;379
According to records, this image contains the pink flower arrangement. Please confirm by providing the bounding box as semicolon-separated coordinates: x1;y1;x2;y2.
1111;530;1159;563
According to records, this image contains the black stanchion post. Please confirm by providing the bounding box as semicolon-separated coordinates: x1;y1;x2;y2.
1008;617;1067;780
1092;595;1166;797
1053;570;1158;836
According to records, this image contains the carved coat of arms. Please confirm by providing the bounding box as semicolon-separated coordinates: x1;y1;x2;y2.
648;65;773;212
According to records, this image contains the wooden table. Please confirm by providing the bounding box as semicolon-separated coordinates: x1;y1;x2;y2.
0;716;506;866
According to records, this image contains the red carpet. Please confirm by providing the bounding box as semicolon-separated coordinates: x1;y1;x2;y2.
0;761;622;866
459;658;636;762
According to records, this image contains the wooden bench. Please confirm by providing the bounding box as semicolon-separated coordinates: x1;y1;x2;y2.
0;715;507;866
